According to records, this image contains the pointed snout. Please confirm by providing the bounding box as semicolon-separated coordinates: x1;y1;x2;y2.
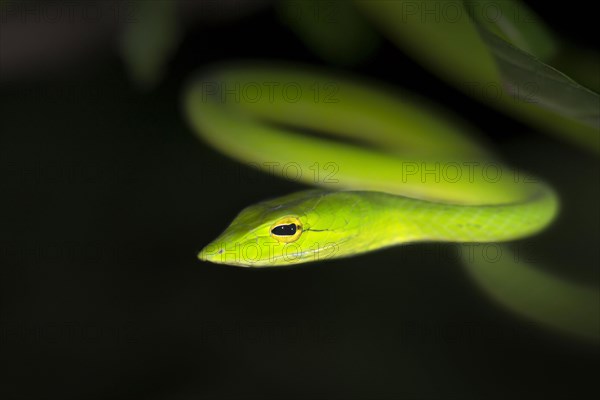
197;241;253;267
197;242;224;263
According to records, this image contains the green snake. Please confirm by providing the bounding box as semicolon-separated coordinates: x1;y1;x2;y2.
185;64;600;342
185;64;558;267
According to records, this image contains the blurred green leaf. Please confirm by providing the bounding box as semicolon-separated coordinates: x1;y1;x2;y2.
278;0;381;66
357;0;599;153
485;32;597;127
466;0;557;61
552;47;600;94
356;0;500;84
119;0;182;90
480;28;600;151
463;245;600;343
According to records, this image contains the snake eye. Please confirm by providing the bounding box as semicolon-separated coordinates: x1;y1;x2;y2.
271;223;297;236
270;217;302;243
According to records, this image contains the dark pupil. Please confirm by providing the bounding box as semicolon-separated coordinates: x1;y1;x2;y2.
271;223;297;236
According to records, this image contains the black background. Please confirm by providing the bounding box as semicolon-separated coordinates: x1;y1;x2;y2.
1;1;598;399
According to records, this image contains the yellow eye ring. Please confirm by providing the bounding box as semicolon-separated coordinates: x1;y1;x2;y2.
270;216;303;243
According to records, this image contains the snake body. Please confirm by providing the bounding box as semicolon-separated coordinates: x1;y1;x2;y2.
185;64;558;267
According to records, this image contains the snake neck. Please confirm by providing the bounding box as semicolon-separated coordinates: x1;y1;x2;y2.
357;189;558;248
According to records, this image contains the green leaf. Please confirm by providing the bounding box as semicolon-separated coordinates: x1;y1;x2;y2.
356;0;500;83
463;245;600;343
278;0;381;66
119;0;182;90
466;0;557;61
357;0;600;152
483;29;599;128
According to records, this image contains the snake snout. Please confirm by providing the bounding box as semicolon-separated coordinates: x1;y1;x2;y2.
198;240;253;267
198;243;224;263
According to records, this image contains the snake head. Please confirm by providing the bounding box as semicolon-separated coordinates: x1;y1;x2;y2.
198;190;353;267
